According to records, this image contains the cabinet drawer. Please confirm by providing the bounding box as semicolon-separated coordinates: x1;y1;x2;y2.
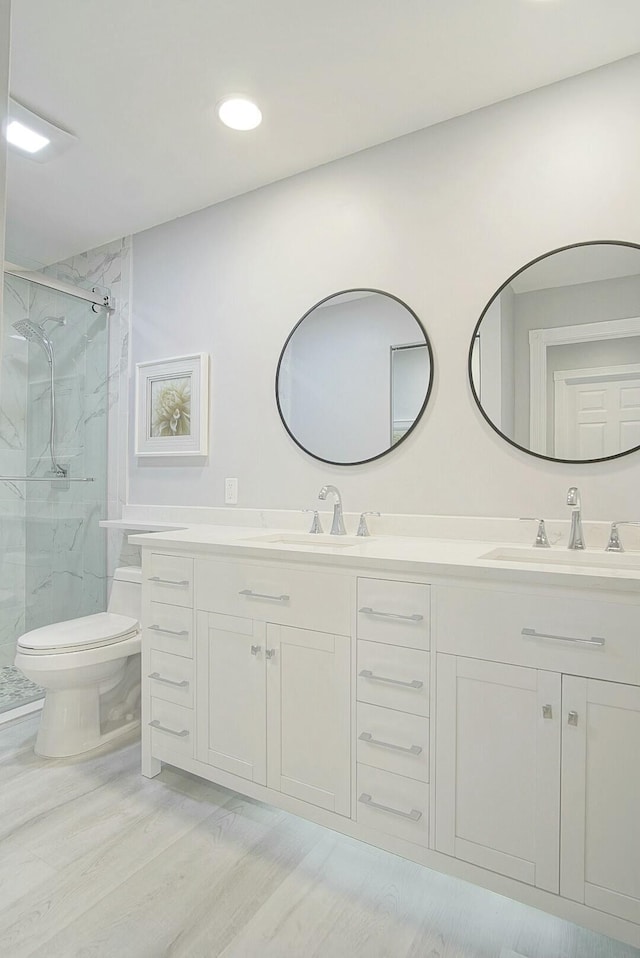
196;559;350;635
436;585;640;683
147;554;193;608
148;650;193;707
357;578;430;650
149;698;193;759
146;602;193;657
357;763;429;847
357;640;429;716
357;702;429;782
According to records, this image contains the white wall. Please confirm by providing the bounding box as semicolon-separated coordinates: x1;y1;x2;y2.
130;54;640;521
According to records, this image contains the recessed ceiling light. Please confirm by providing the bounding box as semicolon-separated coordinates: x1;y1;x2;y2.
6;120;50;154
5;98;77;163
217;96;262;131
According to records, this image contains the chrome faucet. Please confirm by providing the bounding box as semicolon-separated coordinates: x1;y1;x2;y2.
318;484;346;535
566;486;585;550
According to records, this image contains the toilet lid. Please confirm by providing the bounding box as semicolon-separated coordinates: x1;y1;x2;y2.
17;612;140;654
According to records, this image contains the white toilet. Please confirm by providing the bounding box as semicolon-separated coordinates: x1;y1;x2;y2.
15;566;142;758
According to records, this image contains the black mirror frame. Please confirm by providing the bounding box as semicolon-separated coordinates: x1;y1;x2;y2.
468;239;640;465
275;287;434;466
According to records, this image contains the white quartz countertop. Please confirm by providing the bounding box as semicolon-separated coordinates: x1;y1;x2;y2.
128;524;640;593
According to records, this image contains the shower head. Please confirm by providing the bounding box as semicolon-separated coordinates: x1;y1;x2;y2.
12;319;54;365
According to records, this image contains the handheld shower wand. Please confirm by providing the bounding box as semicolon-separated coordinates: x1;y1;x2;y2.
12;319;67;478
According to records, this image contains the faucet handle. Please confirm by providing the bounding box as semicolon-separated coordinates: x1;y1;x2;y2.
356;511;381;537
520;517;550;548
605;520;640;553
302;508;323;534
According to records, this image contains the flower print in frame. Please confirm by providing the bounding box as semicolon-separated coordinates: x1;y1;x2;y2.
135;354;209;456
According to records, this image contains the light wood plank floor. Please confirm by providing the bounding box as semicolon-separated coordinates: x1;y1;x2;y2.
0;715;638;958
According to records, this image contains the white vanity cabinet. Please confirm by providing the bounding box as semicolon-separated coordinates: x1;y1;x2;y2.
142;554;196;774
355;577;431;847
139;540;640;948
195;611;351;815
561;677;640;925
194;557;352;816
434;583;640;929
435;654;561;890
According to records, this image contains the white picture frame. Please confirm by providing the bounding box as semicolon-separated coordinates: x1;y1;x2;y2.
135;353;209;456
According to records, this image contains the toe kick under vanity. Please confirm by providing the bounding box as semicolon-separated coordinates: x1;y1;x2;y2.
132;527;640;948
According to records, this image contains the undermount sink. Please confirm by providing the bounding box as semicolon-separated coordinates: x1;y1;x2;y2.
481;546;640;571
243;533;372;548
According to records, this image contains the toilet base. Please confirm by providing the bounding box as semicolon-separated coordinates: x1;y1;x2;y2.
35;685;140;758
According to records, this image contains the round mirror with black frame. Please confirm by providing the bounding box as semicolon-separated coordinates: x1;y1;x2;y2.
469;240;640;464
276;288;434;466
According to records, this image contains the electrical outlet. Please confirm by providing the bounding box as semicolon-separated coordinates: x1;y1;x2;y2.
225;477;238;504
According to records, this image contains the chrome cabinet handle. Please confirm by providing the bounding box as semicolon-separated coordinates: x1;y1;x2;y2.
250;645;261;656
265;648;276;659
358;793;422;822
148;576;189;586
239;589;290;602
148;719;189;737
147;672;189;689
359;606;423;622
542;704;553;719
522;627;605;648
568;711;579;726
359;731;422;755
148;624;189;637
359;669;423;690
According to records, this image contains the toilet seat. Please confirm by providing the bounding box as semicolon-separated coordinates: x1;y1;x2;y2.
17;612;140;655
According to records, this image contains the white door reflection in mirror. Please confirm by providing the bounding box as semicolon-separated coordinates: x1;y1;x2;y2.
554;364;640;460
276;289;433;465
470;241;640;463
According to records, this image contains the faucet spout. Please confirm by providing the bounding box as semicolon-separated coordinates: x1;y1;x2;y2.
318;484;346;535
566;486;585;550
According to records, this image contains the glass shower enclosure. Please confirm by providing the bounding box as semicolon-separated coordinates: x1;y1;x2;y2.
0;271;109;714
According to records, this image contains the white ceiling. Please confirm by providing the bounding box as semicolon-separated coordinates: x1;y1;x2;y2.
6;0;640;268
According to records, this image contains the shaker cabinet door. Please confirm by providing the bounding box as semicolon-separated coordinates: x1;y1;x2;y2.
435;654;561;892
561;676;640;925
196;611;267;785
266;624;351;817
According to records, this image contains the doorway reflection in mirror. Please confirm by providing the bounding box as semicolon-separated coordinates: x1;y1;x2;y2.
470;241;640;463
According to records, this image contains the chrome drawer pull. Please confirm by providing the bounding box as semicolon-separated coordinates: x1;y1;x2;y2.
358;792;422;822
359;731;422;755
359;606;423;622
149;576;189;587
359;669;423;690
521;627;605;648
148;625;189;637
250;645;261;656
239;589;290;602
148;719;189;737
148;672;189;689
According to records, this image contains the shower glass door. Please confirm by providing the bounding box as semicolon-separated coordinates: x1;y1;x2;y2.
0;273;109;713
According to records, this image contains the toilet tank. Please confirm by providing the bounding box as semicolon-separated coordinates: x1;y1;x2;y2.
108;567;142;619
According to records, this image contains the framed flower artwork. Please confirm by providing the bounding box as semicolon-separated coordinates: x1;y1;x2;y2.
135;353;209;456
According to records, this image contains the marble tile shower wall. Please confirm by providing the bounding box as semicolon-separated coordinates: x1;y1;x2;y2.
0;278;28;664
0;237;132;662
44;237;135;579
